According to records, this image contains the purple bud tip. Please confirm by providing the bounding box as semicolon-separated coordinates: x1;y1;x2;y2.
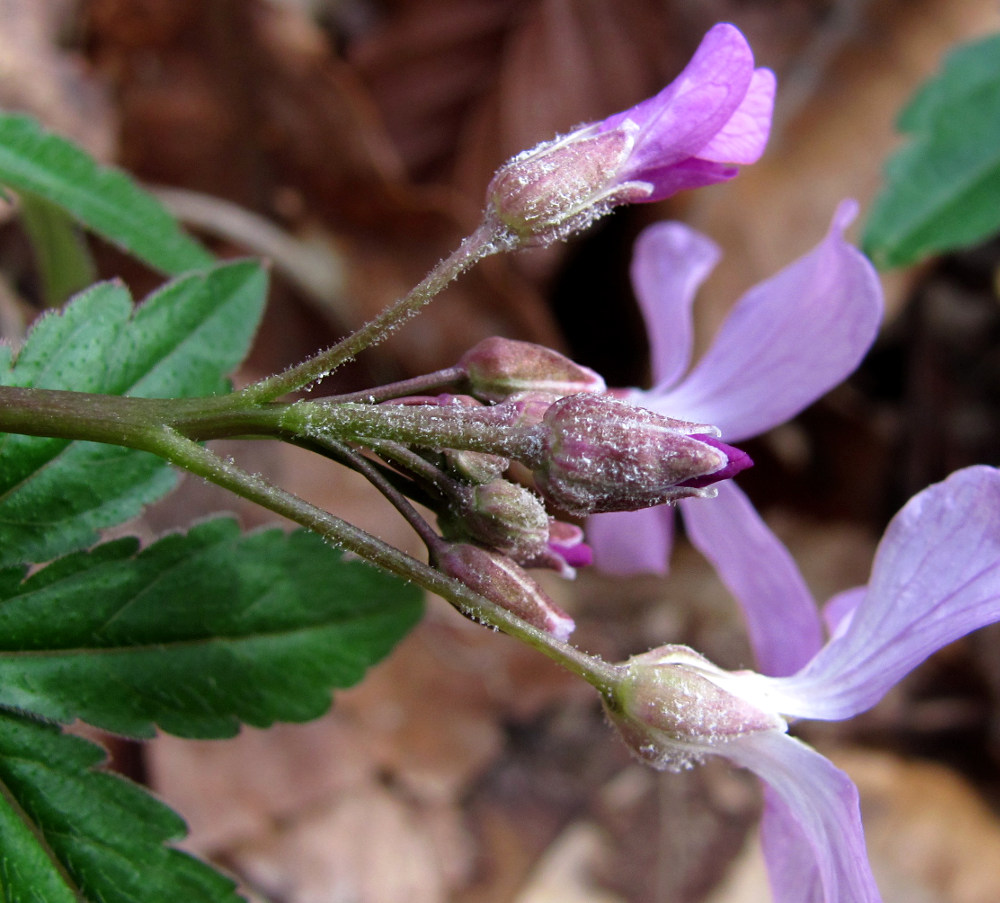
678;435;753;489
553;539;594;570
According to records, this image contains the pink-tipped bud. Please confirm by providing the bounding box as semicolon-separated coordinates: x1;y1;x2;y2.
484;125;650;248
604;645;786;771
435;542;575;641
460;337;606;403
532;394;751;516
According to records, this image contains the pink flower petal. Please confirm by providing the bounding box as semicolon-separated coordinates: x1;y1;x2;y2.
602;24;756;165
630;221;720;390
725;731;880;903
697;68;777;164
680;482;824;675
822;586;867;639
654;200;883;442
768;466;1000;720
587;506;675;575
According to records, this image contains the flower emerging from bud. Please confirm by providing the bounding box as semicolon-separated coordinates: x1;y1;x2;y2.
460;337;605;403
604;644;786;772
483;24;774;248
434;541;575;641
532;393;751;516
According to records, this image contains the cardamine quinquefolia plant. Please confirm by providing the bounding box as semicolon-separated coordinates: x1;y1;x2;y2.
2;20;995;903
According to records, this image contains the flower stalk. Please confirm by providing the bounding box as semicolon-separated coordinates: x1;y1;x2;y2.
236;224;499;405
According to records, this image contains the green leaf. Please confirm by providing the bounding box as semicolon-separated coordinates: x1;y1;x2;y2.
0;519;423;738
0;261;268;567
0;112;213;274
17;191;98;306
863;32;1000;268
0;709;242;902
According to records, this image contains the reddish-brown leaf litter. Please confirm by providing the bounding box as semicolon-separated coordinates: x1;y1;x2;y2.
4;1;1000;900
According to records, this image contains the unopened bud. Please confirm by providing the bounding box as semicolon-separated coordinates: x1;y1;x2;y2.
435;542;575;641
440;479;550;561
605;645;786;771
444;448;510;484
504;391;562;428
460;337;606;403
484;125;651;247
533;393;751;516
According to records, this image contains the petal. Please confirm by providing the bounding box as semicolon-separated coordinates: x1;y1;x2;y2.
628;158;740;203
822;586;867;639
629;221;720;389
723;731;881;903
768;466;1000;720
601;24;755;170
587;506;675;575
696;67;777;164
656;201;884;442
681;481;824;676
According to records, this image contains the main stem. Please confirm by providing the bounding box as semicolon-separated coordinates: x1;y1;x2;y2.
238;224;498;405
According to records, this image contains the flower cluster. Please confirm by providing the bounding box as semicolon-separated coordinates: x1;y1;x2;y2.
468;19;1000;903
294;21;1000;903
299;335;750;643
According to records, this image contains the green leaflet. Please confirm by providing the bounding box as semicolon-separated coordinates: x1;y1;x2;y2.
0;709;243;902
0;112;212;274
17;191;98;306
0;261;268;567
0;518;423;739
863;32;1000;268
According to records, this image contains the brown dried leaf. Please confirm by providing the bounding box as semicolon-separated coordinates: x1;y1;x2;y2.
231;785;456;903
0;0;116;159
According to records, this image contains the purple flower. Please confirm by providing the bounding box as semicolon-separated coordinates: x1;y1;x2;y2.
607;466;1000;903
485;24;775;247
588;202;884;610
596;22;776;200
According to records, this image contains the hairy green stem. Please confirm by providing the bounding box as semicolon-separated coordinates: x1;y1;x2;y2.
319;439;443;552
283;398;542;461
0;387;538;462
0;383;621;695
143;428;621;695
237;224;498;404
327;366;467;405
0;386;289;443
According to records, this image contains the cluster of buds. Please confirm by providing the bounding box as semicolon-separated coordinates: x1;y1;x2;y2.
304;336;750;644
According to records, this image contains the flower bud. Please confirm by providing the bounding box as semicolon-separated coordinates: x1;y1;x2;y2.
460;337;606;403
439;480;592;578
435;542;575;641
604;645;786;771
443;449;510;484
532;393;751;516
440;479;551;560
484;125;650;248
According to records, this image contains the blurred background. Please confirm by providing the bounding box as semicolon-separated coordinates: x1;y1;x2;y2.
2;0;1000;900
